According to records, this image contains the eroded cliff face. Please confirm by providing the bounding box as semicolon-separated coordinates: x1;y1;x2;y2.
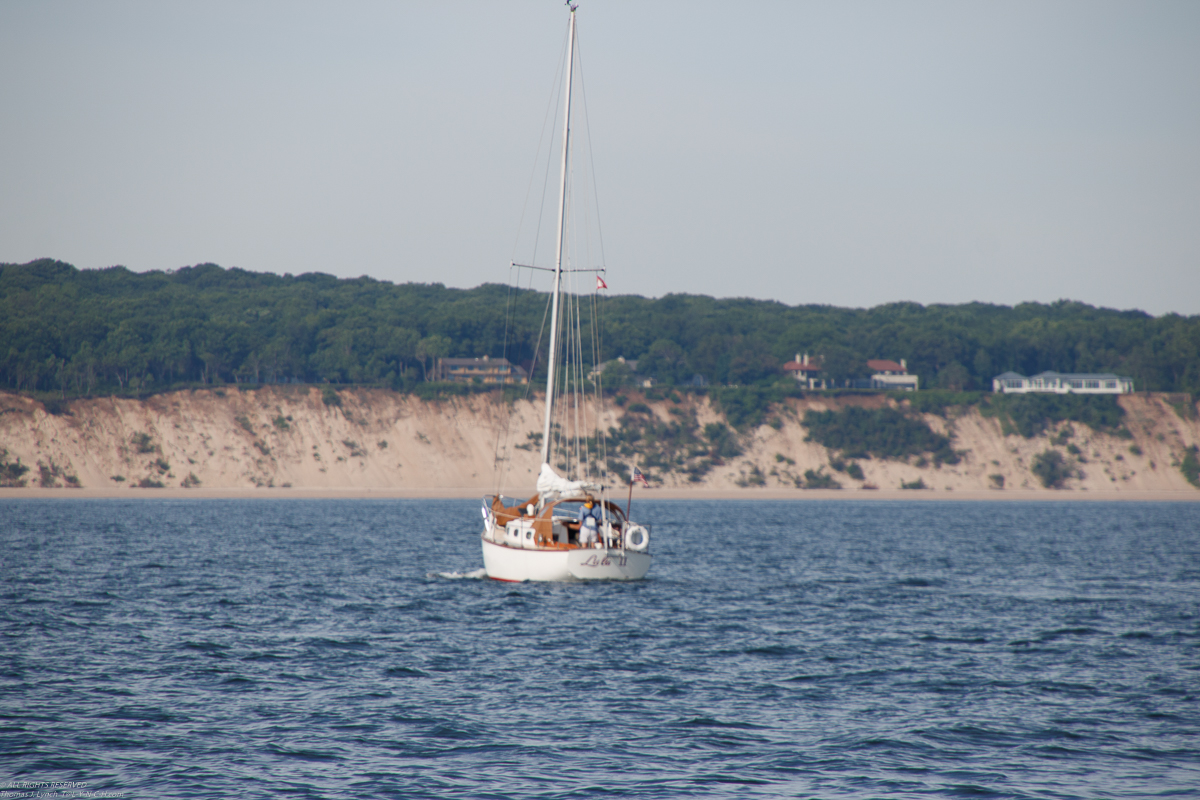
1;388;1198;495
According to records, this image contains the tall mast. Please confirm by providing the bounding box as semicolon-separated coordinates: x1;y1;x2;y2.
540;4;577;466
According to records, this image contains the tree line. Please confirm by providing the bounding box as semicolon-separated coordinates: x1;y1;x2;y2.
2;258;1198;397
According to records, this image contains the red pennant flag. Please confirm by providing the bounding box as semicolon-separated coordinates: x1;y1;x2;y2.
596;275;608;290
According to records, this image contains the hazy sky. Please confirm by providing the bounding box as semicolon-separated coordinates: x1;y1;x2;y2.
3;1;1197;314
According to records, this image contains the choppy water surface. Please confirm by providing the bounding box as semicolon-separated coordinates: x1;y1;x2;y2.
2;499;1198;798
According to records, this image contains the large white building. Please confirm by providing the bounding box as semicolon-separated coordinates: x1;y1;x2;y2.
992;371;1134;394
867;359;919;392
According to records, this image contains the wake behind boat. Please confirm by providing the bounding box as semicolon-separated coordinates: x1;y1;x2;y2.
479;4;651;582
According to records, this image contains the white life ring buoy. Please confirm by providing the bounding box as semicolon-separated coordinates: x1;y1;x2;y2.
624;524;650;552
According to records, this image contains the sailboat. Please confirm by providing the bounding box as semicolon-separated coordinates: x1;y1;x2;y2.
479;4;652;582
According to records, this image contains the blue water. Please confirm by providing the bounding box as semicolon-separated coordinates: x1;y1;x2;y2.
2;499;1198;799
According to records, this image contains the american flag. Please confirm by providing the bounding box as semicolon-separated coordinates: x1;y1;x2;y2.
632;466;649;487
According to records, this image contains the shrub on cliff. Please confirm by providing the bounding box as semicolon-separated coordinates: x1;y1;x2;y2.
1181;446;1200;488
1031;449;1080;489
981;394;1125;438
0;448;30;487
803;406;959;465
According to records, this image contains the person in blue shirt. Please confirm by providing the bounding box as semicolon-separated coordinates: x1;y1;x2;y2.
577;498;601;546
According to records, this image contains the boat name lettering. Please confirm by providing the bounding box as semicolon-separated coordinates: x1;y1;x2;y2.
580;554;627;568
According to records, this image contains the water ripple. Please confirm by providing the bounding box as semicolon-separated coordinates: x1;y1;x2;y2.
1;498;1198;798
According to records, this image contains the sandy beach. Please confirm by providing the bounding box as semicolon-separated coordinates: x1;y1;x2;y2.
4;486;1198;502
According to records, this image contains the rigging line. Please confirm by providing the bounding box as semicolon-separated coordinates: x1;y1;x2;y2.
577;275;594;484
590;285;608;483
575;248;593;483
514;268;539;408
498;270;541;495
577;284;591;482
563;284;576;477
512;23;572;268
524;278;555;469
493;262;518;494
564;192;583;480
575;31;608;270
570;279;584;480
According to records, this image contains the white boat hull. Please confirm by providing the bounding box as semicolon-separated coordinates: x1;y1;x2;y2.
481;535;651;582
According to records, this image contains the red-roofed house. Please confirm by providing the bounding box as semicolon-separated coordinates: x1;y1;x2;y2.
868;359;918;391
783;353;826;389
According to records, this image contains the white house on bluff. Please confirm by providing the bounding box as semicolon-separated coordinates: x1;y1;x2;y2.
992;371;1134;394
867;359;919;392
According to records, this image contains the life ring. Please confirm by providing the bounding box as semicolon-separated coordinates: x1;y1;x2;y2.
624;524;650;552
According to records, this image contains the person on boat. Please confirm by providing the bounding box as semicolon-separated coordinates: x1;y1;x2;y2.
577;498;601;546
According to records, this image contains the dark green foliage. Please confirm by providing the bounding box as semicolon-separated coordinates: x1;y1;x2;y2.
1168;395;1198;421
0;448;30;487
1181;446;1200;488
3;259;1198;398
703;422;743;461
321;386;342;406
988;473;1005;489
980;394;1126;438
600;359;634;390
802;468;841;489
709;383;802;430
734;464;767;487
1031;449;1078;489
900;477;927;489
803;407;959;464
607;404;726;483
37;459;80;488
131;432;156;453
906;391;984;417
43;398;72;416
828;456;864;480
273;415;290;430
408;381;494;402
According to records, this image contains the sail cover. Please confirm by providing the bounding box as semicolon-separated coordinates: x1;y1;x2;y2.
536;463;599;500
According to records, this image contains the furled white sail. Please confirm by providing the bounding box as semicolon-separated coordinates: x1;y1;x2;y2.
536;463;598;501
